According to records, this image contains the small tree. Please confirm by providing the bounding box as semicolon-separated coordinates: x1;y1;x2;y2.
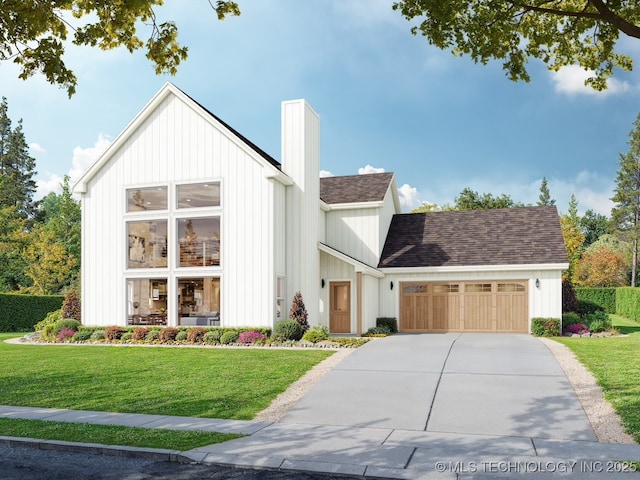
289;291;309;333
61;289;81;322
537;177;555;207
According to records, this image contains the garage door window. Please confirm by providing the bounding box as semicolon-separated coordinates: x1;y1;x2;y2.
433;284;459;293
498;283;525;292
403;284;427;294
466;283;491;293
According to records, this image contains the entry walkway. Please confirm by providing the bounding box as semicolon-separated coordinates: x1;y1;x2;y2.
2;334;640;478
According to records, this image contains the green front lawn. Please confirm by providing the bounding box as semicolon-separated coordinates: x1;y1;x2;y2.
554;316;640;443
0;333;332;420
0;417;242;451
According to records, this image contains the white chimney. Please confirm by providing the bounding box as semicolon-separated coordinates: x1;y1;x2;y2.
281;100;320;324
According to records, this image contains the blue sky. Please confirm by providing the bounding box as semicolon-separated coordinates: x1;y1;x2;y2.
2;0;640;215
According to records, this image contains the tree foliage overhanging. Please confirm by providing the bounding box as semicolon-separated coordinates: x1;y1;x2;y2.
392;0;638;90
1;1;240;96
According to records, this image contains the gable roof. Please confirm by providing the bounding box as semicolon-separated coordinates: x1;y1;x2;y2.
378;206;568;269
74;82;288;193
320;172;394;204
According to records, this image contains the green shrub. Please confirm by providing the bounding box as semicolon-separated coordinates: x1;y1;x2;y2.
204;329;223;344
273;319;303;341
73;329;93;342
0;293;64;332
41;323;57;341
90;329;105;341
54;319;81;336
132;327;149;341
531;317;561;337
302;325;329;343
34;309;62;332
61;290;81;322
585;311;612;332
176;330;188;341
576;287;616;314
220;330;239;345
159;327;179;342
616;287;640;321
364;325;392;336
104;326;125;341
376;317;398;333
330;337;370;348
145;330;160;342
187;327;207;343
562;312;581;329
578;300;604;317
120;332;133;342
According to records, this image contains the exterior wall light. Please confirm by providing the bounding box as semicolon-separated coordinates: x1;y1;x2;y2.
535;278;540;289
390;281;394;290
321;279;325;288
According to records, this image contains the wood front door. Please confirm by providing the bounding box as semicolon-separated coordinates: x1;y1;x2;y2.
330;281;351;333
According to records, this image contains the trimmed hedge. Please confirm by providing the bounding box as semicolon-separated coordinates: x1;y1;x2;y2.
0;294;64;332
616;287;640;322
575;288;616;314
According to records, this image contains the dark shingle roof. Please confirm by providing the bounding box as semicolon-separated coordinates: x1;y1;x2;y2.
320;173;394;204
378;206;568;268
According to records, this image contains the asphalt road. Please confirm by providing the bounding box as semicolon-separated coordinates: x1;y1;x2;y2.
0;447;361;480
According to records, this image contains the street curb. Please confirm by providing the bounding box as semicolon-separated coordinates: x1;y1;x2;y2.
0;435;195;464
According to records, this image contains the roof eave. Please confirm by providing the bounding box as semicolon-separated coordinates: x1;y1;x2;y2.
323;200;384;211
378;263;569;274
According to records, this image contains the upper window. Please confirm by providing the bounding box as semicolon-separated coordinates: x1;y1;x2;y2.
127;220;168;268
433;284;459;293
126;186;167;212
498;283;526;292
177;182;221;209
178;217;220;267
466;283;492;293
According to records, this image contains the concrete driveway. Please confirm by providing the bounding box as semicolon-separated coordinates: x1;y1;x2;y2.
281;333;596;441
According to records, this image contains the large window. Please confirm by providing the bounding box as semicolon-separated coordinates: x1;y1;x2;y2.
127;278;167;325
126;186;167;212
177;182;220;209
178;217;220;267
178;277;220;326
127;220;168;268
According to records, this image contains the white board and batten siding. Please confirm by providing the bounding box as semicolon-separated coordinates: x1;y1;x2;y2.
78;89;282;327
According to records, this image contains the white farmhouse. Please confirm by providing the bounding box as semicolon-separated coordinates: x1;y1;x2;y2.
74;83;568;333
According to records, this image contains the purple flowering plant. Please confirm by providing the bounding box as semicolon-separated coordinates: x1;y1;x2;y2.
57;328;76;342
238;330;265;344
565;323;590;335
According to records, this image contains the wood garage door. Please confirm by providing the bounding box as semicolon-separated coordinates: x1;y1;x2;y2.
399;281;528;333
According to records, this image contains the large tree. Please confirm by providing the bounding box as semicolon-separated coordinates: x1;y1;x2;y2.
1;1;240;96
580;209;609;247
392;0;637;90
0;98;38;219
611;113;640;286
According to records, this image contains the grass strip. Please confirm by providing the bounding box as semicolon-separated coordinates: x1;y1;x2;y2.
0;333;333;419
553;316;640;443
0;417;243;451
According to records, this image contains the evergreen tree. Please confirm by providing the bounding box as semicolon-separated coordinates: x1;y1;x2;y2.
289;291;310;333
537;177;555;206
611;113;640;286
0;98;38;219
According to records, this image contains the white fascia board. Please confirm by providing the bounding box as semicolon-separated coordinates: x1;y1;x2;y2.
324;201;384;211
318;243;385;278
389;174;402;213
379;263;569;274
265;169;294;185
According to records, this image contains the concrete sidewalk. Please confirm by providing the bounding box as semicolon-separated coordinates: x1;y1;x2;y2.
2;334;640;478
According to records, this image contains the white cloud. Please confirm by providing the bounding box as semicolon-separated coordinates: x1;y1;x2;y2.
358;165;385;174
398;183;423;212
319;170;334;178
551;65;631;96
29;143;45;154
35;133;111;199
68;133;111;184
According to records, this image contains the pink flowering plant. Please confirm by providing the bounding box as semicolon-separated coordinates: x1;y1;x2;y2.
565;323;590;335
238;330;265;344
57;328;76;342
